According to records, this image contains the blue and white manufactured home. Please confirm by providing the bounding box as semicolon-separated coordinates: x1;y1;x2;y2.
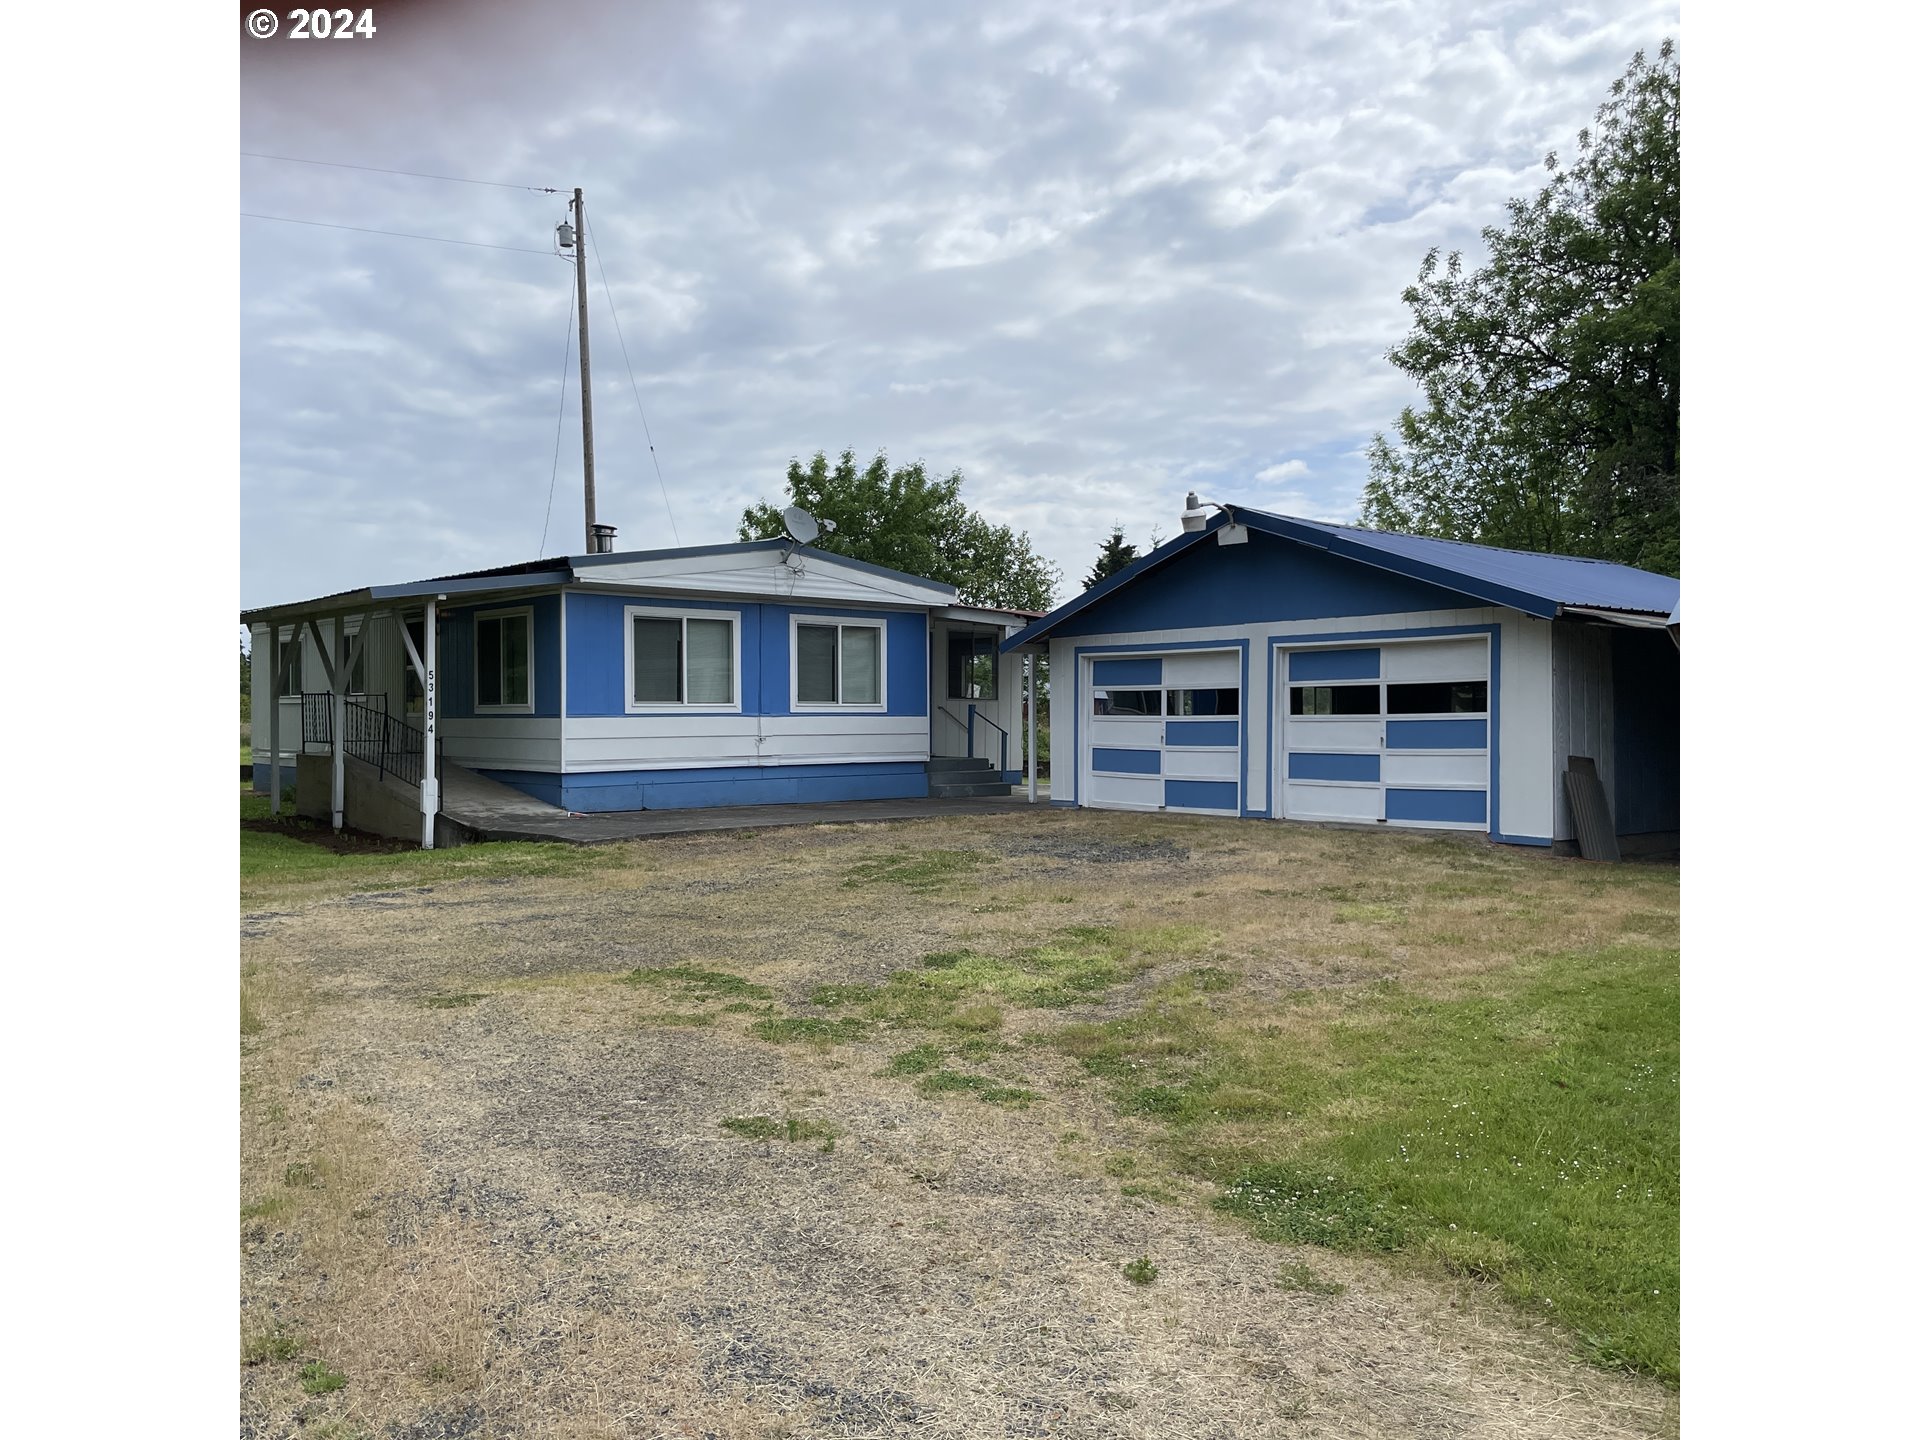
245;540;1033;844
1004;507;1679;853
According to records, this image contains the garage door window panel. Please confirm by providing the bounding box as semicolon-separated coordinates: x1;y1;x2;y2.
1387;681;1487;715
1290;684;1378;716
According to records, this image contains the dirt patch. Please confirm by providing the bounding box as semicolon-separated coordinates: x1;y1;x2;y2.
242;814;418;855
242;811;1677;1439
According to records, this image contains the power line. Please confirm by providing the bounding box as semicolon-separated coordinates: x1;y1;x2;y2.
584;211;682;545
242;212;559;256
243;151;560;194
540;283;578;557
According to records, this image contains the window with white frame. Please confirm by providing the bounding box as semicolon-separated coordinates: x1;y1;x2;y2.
475;609;533;711
627;608;738;709
342;625;368;695
282;632;304;696
794;617;884;707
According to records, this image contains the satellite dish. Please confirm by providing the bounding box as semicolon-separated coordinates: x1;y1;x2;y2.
781;506;821;545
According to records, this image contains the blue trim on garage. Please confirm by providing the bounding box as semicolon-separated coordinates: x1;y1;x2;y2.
1288;751;1381;783
1385;788;1487;824
1165;720;1238;747
1033;528;1504;642
1386;718;1488;749
1091;657;1162;686
1287;647;1380;681
1091;747;1161;775
1165;779;1238;810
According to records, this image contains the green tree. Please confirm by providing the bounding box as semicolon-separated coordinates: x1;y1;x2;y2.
739;448;1059;611
1084;525;1140;588
240;633;252;723
1362;42;1679;575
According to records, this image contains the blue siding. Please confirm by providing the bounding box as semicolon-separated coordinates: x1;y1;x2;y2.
1611;628;1680;837
1386;719;1487;749
1091;657;1162;686
496;761;931;812
1051;530;1484;637
1165;720;1238;747
1091;747;1161;775
1385;788;1487;824
475;769;565;807
564;594;926;719
1288;751;1381;783
439;595;561;718
1289;647;1381;681
1165;779;1238;810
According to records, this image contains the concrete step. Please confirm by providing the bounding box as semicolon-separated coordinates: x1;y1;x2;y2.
928;780;1015;798
929;755;996;773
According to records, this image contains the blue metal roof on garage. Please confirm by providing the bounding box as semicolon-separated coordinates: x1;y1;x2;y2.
1003;507;1680;650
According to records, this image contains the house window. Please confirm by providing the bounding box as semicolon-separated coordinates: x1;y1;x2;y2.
343;626;368;695
947;630;998;700
795;618;883;707
282;633;303;696
627;609;737;708
475;609;533;711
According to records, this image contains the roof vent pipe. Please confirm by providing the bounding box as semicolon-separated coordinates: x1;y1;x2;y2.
590;522;617;554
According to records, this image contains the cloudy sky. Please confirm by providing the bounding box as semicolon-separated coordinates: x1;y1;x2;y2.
240;0;1679;610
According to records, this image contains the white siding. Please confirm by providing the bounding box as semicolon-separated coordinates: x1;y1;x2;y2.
439;717;563;773
1550;621;1615;842
560;714;929;772
1497;615;1556;843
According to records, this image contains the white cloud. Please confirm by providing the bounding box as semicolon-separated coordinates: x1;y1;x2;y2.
241;0;1680;603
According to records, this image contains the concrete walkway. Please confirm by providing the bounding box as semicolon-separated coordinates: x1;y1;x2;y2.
440;763;1052;845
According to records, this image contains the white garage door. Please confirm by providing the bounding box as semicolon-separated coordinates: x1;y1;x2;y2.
1083;651;1241;815
1277;638;1490;830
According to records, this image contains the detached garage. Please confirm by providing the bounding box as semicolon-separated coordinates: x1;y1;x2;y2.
1006;506;1679;853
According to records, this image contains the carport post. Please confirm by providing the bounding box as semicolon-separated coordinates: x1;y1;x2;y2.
1026;652;1038;804
420;599;439;849
331;615;347;830
267;627;281;816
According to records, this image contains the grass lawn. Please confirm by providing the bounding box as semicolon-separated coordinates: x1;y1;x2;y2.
241;797;1678;1435
240;787;621;907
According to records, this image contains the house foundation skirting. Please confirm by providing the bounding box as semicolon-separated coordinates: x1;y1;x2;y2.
479;761;931;813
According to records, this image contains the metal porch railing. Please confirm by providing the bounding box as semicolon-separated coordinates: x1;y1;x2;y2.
936;703;1009;773
297;693;438;790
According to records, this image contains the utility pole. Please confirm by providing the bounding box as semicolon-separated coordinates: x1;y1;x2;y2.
571;187;596;551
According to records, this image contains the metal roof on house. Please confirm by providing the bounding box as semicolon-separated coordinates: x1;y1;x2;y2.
241;539;988;624
1002;507;1680;650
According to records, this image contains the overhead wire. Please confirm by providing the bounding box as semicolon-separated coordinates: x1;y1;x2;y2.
539;278;579;557
242;212;559;256
242;151;560;193
583;211;682;545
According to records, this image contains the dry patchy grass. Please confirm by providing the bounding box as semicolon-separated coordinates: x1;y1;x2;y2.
242;808;1677;1438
